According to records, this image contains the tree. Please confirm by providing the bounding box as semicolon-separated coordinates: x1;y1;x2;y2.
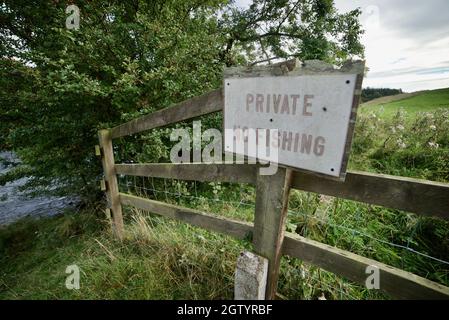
0;0;364;202
219;0;364;66
361;87;404;103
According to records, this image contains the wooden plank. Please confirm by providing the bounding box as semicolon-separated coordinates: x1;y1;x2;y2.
119;193;252;239
99;129;124;239
115;163;257;184
224;59;365;180
282;232;449;299
95;145;102;157
291;170;449;219
110;89;223;139
224;58;300;78
224;59;365;78
253;168;293;299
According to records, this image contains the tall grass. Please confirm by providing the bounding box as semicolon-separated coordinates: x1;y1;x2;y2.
352;108;449;180
0;207;245;299
0;205;386;300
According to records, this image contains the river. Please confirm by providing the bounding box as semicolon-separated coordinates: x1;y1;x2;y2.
0;151;76;226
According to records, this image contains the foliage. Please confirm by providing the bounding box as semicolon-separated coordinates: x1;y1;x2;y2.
8;0;449;301
361;87;403;103
288;191;449;287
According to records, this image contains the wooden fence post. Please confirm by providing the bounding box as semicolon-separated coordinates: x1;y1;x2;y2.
253;167;293;299
235;251;268;300
98;129;124;239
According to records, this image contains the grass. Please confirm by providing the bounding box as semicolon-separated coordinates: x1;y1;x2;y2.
1;88;449;300
361;88;449;120
0;204;387;300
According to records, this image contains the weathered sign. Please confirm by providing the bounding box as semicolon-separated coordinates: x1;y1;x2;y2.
223;60;365;179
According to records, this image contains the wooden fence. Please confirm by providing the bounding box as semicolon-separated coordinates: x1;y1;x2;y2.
97;66;449;300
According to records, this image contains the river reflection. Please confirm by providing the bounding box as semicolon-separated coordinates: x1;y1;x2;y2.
0;151;77;225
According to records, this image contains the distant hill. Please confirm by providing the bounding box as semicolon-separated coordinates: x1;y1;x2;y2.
361;87;404;103
361;91;424;107
360;87;449;118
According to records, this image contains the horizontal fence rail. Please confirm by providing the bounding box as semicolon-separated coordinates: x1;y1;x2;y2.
115;163;449;220
115;163;257;185
119;193;449;299
110;89;223;139
120;193;253;241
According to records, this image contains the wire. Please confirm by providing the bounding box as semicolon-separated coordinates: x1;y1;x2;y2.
119;183;256;208
118;180;449;267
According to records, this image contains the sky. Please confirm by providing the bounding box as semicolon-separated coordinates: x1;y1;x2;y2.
235;0;449;92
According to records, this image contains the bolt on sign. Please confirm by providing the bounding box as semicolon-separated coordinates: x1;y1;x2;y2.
223;59;365;179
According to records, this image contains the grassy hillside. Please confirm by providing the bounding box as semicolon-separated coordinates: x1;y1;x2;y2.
361;87;449;119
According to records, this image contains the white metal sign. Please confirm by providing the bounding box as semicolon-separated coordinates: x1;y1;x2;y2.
224;74;359;178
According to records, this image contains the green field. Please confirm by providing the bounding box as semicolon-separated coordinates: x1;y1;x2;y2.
361;87;449;119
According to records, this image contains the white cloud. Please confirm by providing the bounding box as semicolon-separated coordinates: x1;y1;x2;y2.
334;0;449;91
